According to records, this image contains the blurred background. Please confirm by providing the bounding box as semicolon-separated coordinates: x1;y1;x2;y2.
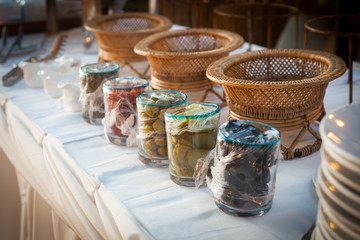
0;0;359;62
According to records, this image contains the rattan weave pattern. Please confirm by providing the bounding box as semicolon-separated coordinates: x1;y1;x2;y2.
85;13;172;63
208;49;345;87
207;49;346;119
207;49;346;159
134;28;244;93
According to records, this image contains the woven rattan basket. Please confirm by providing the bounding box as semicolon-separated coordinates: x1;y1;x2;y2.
85;13;172;63
134;28;244;103
207;49;346;159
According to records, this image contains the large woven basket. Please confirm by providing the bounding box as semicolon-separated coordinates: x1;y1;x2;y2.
134;28;244;93
207;49;346;159
85;13;172;63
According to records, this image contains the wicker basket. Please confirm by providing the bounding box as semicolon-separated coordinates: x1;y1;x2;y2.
85;12;172;63
206;49;346;159
134;28;244;102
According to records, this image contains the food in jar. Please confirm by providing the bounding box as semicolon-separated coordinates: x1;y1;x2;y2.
79;62;120;125
103;77;148;145
209;120;281;216
165;103;220;186
137;90;187;166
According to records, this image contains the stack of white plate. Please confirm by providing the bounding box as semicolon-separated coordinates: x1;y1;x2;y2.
312;102;360;240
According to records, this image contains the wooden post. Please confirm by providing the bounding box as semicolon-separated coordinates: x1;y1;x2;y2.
45;0;58;35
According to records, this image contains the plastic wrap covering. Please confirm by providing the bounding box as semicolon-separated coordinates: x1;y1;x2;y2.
208;120;281;217
103;77;148;147
193;148;215;189
165;103;220;187
136;90;187;167
79;62;120;125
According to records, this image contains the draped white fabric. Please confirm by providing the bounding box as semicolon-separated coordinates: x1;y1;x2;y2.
0;148;20;240
0;93;156;239
0;27;359;240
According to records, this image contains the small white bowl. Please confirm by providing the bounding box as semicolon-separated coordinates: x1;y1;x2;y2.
39;67;79;98
58;82;81;112
19;61;45;88
19;56;79;89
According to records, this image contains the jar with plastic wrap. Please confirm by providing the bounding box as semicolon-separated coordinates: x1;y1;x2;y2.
103;77;149;146
208;120;281;217
79;62;120;125
165;103;220;187
137;90;187;167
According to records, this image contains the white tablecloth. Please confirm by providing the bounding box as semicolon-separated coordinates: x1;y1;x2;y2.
0;26;359;240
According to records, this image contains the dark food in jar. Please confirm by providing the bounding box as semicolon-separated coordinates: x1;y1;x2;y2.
212;120;280;214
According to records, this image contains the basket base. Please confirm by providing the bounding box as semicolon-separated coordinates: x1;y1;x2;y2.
98;47;146;63
228;103;325;160
150;75;213;92
150;76;226;107
98;56;151;79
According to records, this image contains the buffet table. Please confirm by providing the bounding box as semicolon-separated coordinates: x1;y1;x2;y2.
0;26;359;240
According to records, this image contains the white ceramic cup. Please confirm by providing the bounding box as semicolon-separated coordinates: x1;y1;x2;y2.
58;82;81;112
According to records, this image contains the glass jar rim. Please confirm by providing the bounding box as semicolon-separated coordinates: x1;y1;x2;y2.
80;62;120;74
165;102;220;119
136;90;187;107
103;77;149;91
218;120;281;146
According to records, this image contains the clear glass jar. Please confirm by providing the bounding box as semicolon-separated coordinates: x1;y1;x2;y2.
103;77;148;146
209;120;281;217
79;62;120;125
137;90;187;167
165;103;220;187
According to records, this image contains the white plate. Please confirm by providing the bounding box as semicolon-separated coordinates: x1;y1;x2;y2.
317;166;360;220
320;147;360;193
319;102;360;168
319;200;360;239
312;167;319;188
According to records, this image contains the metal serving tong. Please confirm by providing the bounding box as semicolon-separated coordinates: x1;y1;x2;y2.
2;33;67;87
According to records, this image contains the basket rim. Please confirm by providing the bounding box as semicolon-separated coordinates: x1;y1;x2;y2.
84;12;172;36
304;14;360;38
134;28;244;58
206;49;347;88
214;2;299;20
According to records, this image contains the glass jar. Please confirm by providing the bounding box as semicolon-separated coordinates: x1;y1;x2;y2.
165;103;220;187
103;77;148;146
209;120;281;217
79;62;120;125
137;90;187;167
